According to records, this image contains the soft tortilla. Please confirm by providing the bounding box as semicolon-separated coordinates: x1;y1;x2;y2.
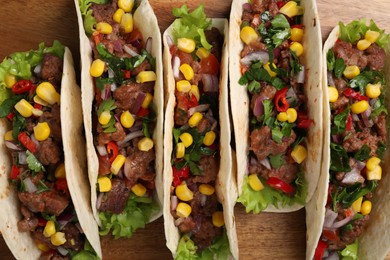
229;0;323;212
162;19;239;259
73;0;164;226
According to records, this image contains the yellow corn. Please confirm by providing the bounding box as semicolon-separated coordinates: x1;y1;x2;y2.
203;131;216;146
361;200;372;215
177;38;196;53
366;157;382;180
33;122;51;141
190;85;200;101
343;65;360;79
290;42;303;57
14;99;34;118
352;197;363;213
196;47;210;59
33;95;49;106
179;64;194;81
121;13;133;34
365;30;380;43
179;132;193;148
175;182;194;201
240;26;259;45
90;59;106;78
96;22;113;34
290;28;304;42
98;176;112;192
32;109;43;117
4;74;16;88
54;163;66;179
366;83;381;99
43;220;56;238
263;62;277;77
366;157;381;171
118;0;134;12
131;183;147;197
277;112;288;122
4;130;13;141
176;142;185;159
36;82;61;105
120;110;135;128
98;110;111;125
113;8;125;23
36;242;50;252
142;93;153;108
199;184;215;195
357;39;371;51
286;108;297;123
110;154;126;174
136;71;157;83
248;174;264;191
137;137;154;152
176;202;192;218
176;80;191;92
70;239;75;246
279;1;303;18
351;100;369;114
328;86;339;103
212;211;225;227
188;112;203;127
50;232;66;246
291;144;307;164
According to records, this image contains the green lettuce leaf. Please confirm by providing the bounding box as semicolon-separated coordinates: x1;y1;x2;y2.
339;19;389;47
78;0;109;36
71;240;99;260
26;151;45;172
340;240;358;260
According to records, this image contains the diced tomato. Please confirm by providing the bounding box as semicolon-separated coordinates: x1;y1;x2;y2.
322;229;339;242
276;1;286;9
6;112;15;121
182;95;198;110
274;87;289;112
199;54;220;76
18;132;37;153
106;141;119;163
123;69;131;79
343;88;368;101
10;165;20;180
55;178;68;192
38;217;47;227
127;28;143;46
346;114;352;131
34;103;42;110
266;177;295;194
314;240;327;260
297;119;314;129
137;107;150;117
172;165;190;187
92;32;103;46
11;80;33;94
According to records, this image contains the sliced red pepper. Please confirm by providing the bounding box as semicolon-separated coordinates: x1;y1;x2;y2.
343;88;368;101
11;80;33;94
34;103;42;110
123;69;131;79
92;32;103;46
183;94;199;110
6;112;15;121
18;132;37;153
274;87;290;112
106;141;119;163
37;217;47;227
172;165;190;187
346;114;352;131
10;165;20;180
137;107;150;117
276;1;286;9
314;240;327;260
55;178;68;192
266;177;295;194
322;229;339;242
297;119;314;129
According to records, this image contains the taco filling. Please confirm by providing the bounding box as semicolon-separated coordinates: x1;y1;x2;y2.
315;20;389;259
236;0;310;212
0;42;97;259
79;0;159;238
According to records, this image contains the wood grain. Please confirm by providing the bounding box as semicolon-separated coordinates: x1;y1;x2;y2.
0;0;390;259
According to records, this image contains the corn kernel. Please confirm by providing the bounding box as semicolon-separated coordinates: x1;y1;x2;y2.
277;112;288;122
32;108;43;117
176;80;191;92
136;71;157;83
190;85;200;101
33;122;51;141
137;137;154;152
70;239;75;246
98;110;112;125
328;86;339;103
179;64;194;81
113;8;125;23
361;200;372;215
55;163;66;179
203;131;216;146
290;28;304;42
90;59;106;78
212;211;225;227
110;154;126;174
4;130;13;141
279;1;303;18
14;99;34;118
179;132;193;148
286;108;297;123
196;47;210;59
96;22;113;34
352;197;363;213
33;95;49;106
365;30;380;43
118;0;134;12
50;232;66;246
121;13;133;34
98;176;112;192
176;202;192;218
291;144;307;164
366;157;381;171
357;39;371;51
367;165;382;181
120;110;135;128
131;183;147;197
188;112;203;127
351;100;369;114
240;26;259;45
199;184;215;195
36;82;61;105
176;142;185;159
343;65;360;79
177;38;196;53
248;174;264;191
263;62;277;77
290;42;303;57
366;83;381;99
43;221;56;238
142;93;153;108
175;182;194;201
4;74;16;88
36;242;50;252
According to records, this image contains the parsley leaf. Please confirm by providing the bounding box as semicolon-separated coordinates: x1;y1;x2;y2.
269;154;285;169
354;145;371;161
376;141;386;159
330;143;351;172
36;180;51;194
331;106;350;134
26;151;45;172
0;94;24;117
349;70;384;94
271;127;283;144
12;113;26;140
334;58;346;78
97;98;117;116
327;49;335;71
262;99;275;127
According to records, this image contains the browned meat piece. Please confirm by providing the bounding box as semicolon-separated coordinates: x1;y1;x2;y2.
113;82;154;111
37;138;61;165
190;61;202;85
242;10;254;24
174;91;190;126
250;85;277;115
192;156;219;183
343;128;382;156
260;160;298;184
250;126;296;161
40;53;63;88
62;223;85;251
25;118;36;133
98;154;111;176
205;27;224;61
331;94;349;110
90;0;116;23
96;122;126;146
131;60;152;76
40;104;61;142
17;206;38;232
334;78;348;92
268;2;279;16
365;43;385;71
39;253;69;260
252;0;270;13
190;191;218;216
18;189;69;216
333;41;367;70
177;216;196;233
33;227;56;250
196;118;211;134
176;49;194;65
192;216;222;251
124;147;155;187
98;178;130;214
374;113;387;139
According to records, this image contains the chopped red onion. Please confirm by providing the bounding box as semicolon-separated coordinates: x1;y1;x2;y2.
333;215;354;229
166;35;174;47
124;45;139;57
174;217;184;227
112;40;123;53
352;113;360;122
241;51;269;66
296;66;305;84
200;194;207;206
188;104;210;117
173;56;180;79
96;193;104;209
325;252;340;260
341;168;364;184
259;158;271;170
273;47;281;59
30;134;40;148
108;68;115;79
327;72;335;87
34;64;42;75
117;130;144;147
171;196;178;211
253;96;265;117
96;145;108;156
4;141;22;151
57;246;68;256
354;159;366;171
110;83;117;92
323;250;330;258
286;87;297;105
242;2;252;11
18;152;27;165
130;92;146;114
130;39;142;49
369;98;378;107
361;106;373;127
24;178;38;193
323;209;338;229
145;37;152;53
202;74;219;92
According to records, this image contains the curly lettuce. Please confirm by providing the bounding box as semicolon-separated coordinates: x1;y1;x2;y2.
78;0;109;36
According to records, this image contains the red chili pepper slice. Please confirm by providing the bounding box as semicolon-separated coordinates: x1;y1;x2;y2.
11;80;33;94
123;69;131;79
343;88;368;101
314;240;327;260
55;178;68;192
345;114;352;131
266;177;295;194
18;132;37;153
38;217;47;227
137;107;150;117
106;141;119;163
10;165;20;180
172;165;190;187
6;112;15;121
274;87;290;112
183;94;199;110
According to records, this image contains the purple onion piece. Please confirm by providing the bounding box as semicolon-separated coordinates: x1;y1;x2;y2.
129;39;142;49
286;87;297;106
323;208;338;229
259;158;271;170
242;2;252;11
117;130;144;147
327;72;335;87
173;56;180;79
202;74;219;93
96;145;107;156
24;178;38;193
325;252;340;260
188;104;210;117
112;40;123;53
273;47;281;59
253;96;265;117
123;44;139;57
240;51;269;66
96;193;104;210
296;66;305;84
57;246;68;256
145;37;152;53
332;214;354;229
18;152;27;165
5;141;22;151
130;92;146;114
361;106;373;127
171;196;178;211
341;168;365;185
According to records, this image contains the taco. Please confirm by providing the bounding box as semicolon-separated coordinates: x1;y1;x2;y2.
162;4;238;259
229;0;323;213
308;19;390;260
74;0;163;238
0;42;101;259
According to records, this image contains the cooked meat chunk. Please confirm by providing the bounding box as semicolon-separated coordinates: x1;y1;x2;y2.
331;94;349;110
261;160;298;184
375;113;387;139
98;178;130;214
17;206;38;232
190;191;218;216
365;43;385;71
196;118;212;134
333;41;367;70
18;189;69;216
40;53;63;88
192;216;222;251
178;216;196;234
205;27;224;60
343;128;382;156
113;82;154;112
124;146;155;187
40;104;61;142
90;0;116;23
192;156;219;184
37;138;61;165
334;78;348;92
131;60;152;76
96;122;126;146
174;92;190;126
62;223;85;251
251;0;270;13
98;154;111;176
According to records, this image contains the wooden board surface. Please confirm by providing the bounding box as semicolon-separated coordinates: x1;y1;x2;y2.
0;0;390;259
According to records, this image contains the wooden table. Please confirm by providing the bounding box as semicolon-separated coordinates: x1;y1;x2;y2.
0;0;389;259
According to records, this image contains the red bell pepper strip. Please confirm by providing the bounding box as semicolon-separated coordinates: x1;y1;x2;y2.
11;80;33;94
343;88;368;101
123;69;131;79
266;177;295;194
55;178;68;192
276;1;286;9
106;141;119;163
274;87;290;112
37;217;48;227
34;103;43;110
172;165;190;187
297;119;314;129
314;240;327;260
10;165;20;180
137;107;150;117
18;132;38;153
346;114;353;131
6;112;15;121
